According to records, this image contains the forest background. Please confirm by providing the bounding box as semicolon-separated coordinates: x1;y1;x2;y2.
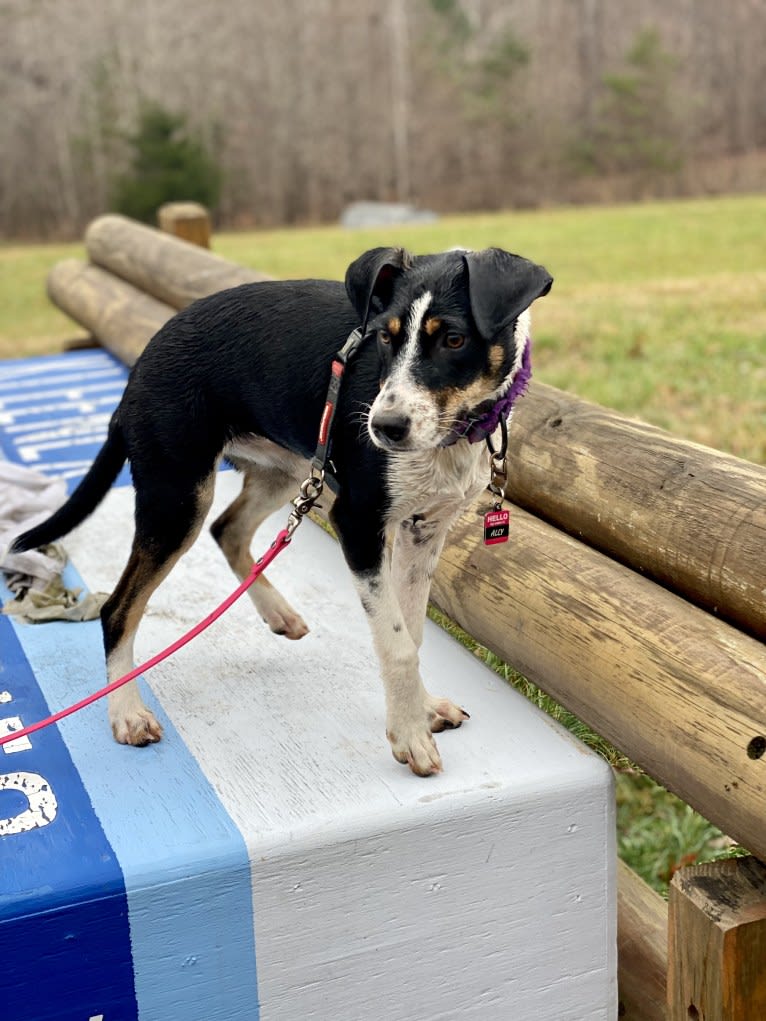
2;0;765;239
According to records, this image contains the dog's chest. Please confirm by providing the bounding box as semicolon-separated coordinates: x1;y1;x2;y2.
386;442;489;525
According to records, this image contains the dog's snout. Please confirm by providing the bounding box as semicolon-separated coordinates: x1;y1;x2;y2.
370;410;411;446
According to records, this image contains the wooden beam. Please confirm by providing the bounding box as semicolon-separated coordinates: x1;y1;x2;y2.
618;860;668;1020
47;259;174;366
510;383;766;641
74;217;766;639
157;201;212;248
79;218;766;642
84;213;270;311
429;502;766;863
668;857;766;1019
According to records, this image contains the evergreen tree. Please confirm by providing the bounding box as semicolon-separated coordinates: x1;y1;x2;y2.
111;104;221;223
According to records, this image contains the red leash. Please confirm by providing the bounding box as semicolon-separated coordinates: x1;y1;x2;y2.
0;528;292;748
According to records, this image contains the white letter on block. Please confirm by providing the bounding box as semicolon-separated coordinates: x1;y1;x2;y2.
0;716;33;754
0;771;58;836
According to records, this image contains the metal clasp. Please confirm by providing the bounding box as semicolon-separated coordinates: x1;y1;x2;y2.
488;453;508;505
486;416;508;507
286;468;325;537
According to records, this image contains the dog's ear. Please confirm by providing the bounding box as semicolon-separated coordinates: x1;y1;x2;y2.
345;247;413;329
464;248;553;340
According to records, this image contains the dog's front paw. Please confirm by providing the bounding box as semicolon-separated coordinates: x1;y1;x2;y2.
426;695;470;733
111;708;163;747
387;724;443;776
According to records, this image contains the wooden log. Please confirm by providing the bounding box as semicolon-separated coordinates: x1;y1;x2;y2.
618;860;668;1021
667;857;766;1019
85;213;271;311
510;383;766;641
47;259;174;367
429;502;766;863
157;201;211;248
78;217;766;636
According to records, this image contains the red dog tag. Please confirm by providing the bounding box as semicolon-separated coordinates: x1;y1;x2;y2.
483;508;510;545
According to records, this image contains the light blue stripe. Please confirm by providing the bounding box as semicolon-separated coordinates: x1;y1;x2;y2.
10;562;260;1021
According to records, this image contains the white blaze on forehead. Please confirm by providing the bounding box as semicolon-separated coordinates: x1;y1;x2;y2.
393;290;433;382
370;289;442;448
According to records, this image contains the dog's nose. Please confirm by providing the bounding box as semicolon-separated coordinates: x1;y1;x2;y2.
370;411;411;445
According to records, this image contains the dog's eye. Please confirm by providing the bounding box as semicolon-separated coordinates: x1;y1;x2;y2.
379;330;391;345
445;334;466;351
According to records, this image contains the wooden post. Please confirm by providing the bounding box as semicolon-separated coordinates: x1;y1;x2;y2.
668;857;766;1019
157;201;212;248
618;860;668;1020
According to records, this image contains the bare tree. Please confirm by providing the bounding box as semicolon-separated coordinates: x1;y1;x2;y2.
1;0;765;237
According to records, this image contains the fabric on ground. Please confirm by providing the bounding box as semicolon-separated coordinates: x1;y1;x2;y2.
0;461;106;622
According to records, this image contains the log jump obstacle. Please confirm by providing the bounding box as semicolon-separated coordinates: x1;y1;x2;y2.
3;212;764;1019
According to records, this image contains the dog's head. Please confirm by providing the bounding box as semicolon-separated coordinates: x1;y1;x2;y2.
345;246;552;451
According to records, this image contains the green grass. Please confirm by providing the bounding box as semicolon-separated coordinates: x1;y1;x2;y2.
2;194;764;891
0;241;85;357
7;194;760;455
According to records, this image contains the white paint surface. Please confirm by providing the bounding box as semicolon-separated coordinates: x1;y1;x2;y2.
64;472;617;1020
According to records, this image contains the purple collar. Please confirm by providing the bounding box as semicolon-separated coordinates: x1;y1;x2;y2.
443;337;532;445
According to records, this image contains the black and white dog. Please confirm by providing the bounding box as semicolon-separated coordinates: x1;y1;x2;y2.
13;246;552;775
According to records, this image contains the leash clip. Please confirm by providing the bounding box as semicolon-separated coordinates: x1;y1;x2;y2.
287;468;325;537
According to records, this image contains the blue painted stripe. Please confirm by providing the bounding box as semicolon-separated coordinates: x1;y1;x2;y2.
0;614;139;1021
9;561;260;1021
0;351;131;492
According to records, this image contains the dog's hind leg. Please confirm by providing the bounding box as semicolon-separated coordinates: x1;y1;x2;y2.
210;466;309;640
104;472;216;746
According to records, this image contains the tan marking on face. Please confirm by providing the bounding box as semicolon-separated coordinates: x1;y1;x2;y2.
489;344;505;373
423;316;442;336
438;374;498;422
387;316;401;336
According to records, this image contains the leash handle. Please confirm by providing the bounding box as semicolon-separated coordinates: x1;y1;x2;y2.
0;528;293;749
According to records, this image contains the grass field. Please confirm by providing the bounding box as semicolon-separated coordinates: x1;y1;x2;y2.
2;195;764;461
1;194;764;891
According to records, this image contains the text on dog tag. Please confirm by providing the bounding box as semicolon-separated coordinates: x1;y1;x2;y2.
483;508;510;545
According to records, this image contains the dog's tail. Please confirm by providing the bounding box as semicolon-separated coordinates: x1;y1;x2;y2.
11;419;127;554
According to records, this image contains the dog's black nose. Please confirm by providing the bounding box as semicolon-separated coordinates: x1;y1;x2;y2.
371;411;411;445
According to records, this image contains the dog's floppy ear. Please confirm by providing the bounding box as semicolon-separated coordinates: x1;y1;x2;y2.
345;247;413;329
464;248;553;340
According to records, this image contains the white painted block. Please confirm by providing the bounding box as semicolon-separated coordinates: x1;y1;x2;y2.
5;472;616;1020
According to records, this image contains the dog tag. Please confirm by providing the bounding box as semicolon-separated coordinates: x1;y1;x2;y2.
483;507;510;545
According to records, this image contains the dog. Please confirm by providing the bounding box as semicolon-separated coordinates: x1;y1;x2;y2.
12;246;552;776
